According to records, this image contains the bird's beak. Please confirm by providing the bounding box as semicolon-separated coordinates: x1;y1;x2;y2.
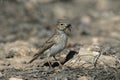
67;24;72;31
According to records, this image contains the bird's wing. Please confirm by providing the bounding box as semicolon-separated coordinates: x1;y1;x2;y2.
34;40;55;57
28;35;55;63
45;32;56;43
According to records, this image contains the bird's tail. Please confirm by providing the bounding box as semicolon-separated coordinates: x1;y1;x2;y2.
28;42;54;64
28;48;46;64
28;53;40;63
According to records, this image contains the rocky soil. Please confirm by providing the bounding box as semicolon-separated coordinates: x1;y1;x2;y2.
0;0;120;80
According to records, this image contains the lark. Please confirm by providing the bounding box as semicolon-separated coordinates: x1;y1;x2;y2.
28;20;71;67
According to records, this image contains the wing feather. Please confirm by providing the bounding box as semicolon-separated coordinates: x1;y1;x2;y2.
28;38;55;63
28;42;55;63
28;31;57;63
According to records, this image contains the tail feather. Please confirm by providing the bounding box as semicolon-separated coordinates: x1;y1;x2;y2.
28;54;39;63
28;41;55;64
28;50;44;63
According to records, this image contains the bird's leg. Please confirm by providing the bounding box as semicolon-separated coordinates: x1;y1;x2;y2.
53;55;57;60
47;57;52;69
53;56;63;68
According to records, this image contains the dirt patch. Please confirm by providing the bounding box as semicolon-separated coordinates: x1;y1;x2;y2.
0;0;120;80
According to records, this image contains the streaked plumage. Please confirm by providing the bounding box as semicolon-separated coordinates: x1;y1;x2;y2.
28;20;71;64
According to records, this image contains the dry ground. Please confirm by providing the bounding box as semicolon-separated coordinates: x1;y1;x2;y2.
0;0;120;80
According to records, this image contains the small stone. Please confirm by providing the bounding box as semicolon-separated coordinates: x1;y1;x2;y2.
1;62;11;66
9;77;23;80
21;61;27;64
77;76;91;80
0;72;3;78
5;48;16;58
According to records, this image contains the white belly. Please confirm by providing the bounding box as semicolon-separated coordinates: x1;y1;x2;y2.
44;44;65;57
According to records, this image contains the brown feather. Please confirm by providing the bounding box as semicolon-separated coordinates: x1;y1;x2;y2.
28;41;55;63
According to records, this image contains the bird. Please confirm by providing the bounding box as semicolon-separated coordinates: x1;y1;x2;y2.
28;20;72;67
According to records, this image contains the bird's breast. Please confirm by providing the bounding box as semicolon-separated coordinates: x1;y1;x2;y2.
44;33;68;57
54;33;68;46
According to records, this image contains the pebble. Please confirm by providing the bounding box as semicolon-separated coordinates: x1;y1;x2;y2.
5;48;16;58
9;77;23;80
0;72;3;78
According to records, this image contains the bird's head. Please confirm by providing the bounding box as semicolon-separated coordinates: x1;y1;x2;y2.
56;20;72;32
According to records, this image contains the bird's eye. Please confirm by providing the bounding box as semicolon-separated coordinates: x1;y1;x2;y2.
60;24;64;25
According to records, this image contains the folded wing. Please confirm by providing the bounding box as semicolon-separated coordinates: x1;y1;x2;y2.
28;40;55;63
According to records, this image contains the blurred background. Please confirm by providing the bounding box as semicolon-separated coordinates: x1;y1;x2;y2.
0;0;120;42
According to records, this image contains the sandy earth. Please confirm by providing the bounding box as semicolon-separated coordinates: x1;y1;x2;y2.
0;0;120;80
